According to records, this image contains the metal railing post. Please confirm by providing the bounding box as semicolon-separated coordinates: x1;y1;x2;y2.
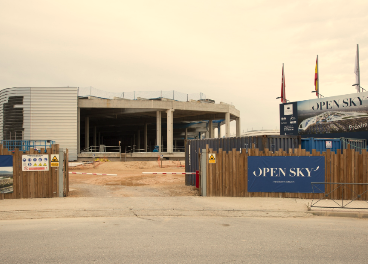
342;184;344;208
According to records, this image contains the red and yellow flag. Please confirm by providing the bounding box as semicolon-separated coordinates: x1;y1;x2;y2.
314;56;318;97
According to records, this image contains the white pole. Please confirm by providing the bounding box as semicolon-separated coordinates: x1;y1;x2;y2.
69;172;117;176
142;172;196;174
357;44;361;92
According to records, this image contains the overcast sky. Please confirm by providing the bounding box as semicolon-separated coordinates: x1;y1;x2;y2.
1;0;367;134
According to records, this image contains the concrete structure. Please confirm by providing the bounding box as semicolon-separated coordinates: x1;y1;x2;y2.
0;87;240;161
79;96;240;160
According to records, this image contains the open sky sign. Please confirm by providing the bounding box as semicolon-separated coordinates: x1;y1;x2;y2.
248;156;325;193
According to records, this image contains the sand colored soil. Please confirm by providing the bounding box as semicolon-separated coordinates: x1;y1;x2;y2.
69;160;199;197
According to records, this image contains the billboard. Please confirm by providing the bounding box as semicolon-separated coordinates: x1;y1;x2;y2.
297;91;368;135
248;156;325;193
280;102;298;135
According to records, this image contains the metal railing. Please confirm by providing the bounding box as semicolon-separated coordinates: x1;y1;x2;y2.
78;87;207;102
341;138;367;153
0;140;55;153
311;182;368;209
87;145;121;153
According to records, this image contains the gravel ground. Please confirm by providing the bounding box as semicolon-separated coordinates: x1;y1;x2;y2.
69;160;199;197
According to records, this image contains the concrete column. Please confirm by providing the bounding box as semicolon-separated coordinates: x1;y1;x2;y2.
85;116;89;150
93;126;97;147
185;128;188;140
156;111;161;152
137;130;141;150
209;119;214;138
225;112;230;137
218;123;221;138
144;123;148;152
236;117;241;137
166;109;174;153
77;107;80;154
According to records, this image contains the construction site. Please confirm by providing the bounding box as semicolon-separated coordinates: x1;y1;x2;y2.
0;87;241;161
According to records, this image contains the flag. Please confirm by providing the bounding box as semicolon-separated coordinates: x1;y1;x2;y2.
354;44;360;92
314;56;318;97
281;64;286;103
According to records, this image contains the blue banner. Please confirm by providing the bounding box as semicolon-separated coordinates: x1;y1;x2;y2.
248;156;325;193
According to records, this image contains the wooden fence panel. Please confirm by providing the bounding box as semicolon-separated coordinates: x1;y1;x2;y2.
205;147;368;200
218;148;223;197
232;149;237;197
0;144;68;200
228;149;233;197
64;149;69;197
325;150;331;198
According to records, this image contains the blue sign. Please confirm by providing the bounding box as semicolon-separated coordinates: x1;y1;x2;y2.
0;155;13;194
248;156;325;193
0;155;13;167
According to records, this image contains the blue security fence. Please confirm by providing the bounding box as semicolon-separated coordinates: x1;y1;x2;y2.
301;138;341;153
0;140;55;153
301;137;367;154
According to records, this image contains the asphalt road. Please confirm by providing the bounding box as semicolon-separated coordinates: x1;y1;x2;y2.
1;216;368;263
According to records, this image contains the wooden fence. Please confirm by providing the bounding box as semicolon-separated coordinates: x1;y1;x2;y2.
0;144;69;200
203;145;368;200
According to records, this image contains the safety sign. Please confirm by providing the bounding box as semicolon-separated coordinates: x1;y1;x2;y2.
51;154;59;167
22;154;49;171
208;153;216;164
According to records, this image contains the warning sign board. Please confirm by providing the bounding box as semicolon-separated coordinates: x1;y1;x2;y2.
51;154;59;167
208;153;216;164
22;154;49;171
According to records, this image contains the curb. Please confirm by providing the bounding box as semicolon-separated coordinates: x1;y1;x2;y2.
311;210;368;219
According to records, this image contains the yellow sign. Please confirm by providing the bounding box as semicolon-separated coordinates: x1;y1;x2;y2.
209;153;216;164
51;154;60;167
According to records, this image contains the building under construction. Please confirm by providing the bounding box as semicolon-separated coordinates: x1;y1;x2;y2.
0;87;241;161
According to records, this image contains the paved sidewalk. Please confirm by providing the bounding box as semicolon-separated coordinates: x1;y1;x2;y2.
1;196;367;220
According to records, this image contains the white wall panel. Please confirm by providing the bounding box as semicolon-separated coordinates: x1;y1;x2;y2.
0;87;78;161
29;87;78;160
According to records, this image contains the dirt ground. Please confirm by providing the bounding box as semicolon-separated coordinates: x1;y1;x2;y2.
69;160;199;197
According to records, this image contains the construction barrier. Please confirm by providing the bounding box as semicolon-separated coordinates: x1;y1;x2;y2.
69;172;117;176
142;172;195;175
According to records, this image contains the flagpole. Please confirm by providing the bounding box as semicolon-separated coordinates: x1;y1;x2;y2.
282;63;286;103
357;44;360;92
317;55;319;98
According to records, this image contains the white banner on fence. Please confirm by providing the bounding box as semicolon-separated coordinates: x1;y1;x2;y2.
22;154;49;171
